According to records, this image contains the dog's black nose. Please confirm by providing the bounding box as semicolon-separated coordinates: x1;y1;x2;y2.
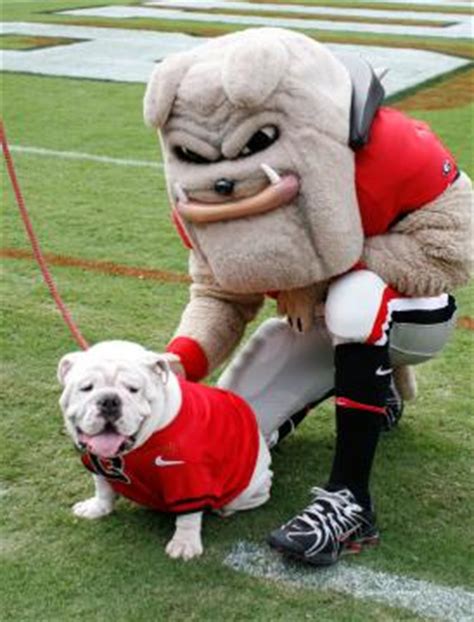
98;394;121;420
214;178;235;196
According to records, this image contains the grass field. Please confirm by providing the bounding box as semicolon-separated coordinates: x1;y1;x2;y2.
1;1;473;620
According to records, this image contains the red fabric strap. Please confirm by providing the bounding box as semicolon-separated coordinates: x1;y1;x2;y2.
336;396;386;415
166;336;208;382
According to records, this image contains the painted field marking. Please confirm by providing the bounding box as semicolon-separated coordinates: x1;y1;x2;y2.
225;541;474;622
61;5;473;39
0;22;204;83
146;0;468;23
329;0;472;6
0;248;190;284
458;316;474;330
1;23;470;94
2;249;473;332
10;145;163;169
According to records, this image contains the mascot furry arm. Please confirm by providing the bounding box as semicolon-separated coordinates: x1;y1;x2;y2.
144;28;473;381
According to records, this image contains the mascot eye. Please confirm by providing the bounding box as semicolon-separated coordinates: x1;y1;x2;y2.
174;146;211;165
80;384;93;392
239;125;279;158
127;386;139;394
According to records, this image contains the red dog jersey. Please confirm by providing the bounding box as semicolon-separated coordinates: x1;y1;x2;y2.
81;378;259;513
356;107;458;237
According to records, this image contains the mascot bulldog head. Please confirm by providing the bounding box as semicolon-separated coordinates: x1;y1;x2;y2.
144;28;364;293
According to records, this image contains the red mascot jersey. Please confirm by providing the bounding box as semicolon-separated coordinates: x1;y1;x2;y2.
81;378;259;513
167;107;459;383
356;107;458;237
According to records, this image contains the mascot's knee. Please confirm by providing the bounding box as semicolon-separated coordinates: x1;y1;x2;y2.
325;270;387;342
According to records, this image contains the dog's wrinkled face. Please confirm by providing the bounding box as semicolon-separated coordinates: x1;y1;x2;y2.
144;28;364;293
58;341;170;458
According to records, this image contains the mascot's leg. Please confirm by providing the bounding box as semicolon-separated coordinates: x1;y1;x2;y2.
268;270;457;566
218;314;403;448
217;317;334;446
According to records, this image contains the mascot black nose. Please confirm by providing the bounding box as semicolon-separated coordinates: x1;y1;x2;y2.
98;395;121;420
214;178;235;196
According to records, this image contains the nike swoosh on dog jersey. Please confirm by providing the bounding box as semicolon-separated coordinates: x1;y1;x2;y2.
375;366;393;377
154;456;185;467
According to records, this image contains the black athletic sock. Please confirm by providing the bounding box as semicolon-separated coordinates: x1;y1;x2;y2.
328;343;391;509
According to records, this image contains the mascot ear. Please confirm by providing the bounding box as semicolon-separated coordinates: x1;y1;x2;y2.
336;53;385;150
143;53;192;129
222;36;288;107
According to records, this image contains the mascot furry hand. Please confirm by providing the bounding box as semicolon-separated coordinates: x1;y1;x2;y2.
144;28;473;566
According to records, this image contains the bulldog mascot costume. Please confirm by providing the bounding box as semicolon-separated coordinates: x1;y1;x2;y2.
143;28;473;566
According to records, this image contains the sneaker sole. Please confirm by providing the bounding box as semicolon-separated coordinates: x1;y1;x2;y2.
268;533;380;567
342;533;380;556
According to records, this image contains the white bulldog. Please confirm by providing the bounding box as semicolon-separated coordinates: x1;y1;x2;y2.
58;340;273;561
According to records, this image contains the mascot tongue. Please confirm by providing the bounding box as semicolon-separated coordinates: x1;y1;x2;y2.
80;431;127;458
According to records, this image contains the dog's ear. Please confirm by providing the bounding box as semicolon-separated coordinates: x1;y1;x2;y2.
143;52;193;129
142;353;172;385
57;352;83;386
222;35;288;107
154;357;171;385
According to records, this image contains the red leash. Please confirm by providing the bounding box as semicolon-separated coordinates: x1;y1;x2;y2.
1;121;89;350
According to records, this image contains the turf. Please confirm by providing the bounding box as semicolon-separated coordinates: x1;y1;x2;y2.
0;34;78;51
393;66;474;111
1;3;474;620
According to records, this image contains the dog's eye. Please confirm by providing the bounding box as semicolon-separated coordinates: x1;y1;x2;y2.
80;384;93;392
239;125;279;158
174;146;211;165
127;386;139;394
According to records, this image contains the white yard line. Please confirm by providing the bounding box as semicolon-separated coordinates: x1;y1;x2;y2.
10;145;163;169
224;542;474;622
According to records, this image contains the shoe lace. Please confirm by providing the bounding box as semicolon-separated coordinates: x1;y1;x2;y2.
287;487;365;554
308;487;363;523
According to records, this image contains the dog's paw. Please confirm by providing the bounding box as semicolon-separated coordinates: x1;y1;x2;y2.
165;535;203;561
73;497;113;520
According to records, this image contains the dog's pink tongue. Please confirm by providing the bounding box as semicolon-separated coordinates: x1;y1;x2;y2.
81;432;127;458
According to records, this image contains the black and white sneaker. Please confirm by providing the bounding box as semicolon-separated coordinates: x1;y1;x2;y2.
383;378;404;432
267;487;379;566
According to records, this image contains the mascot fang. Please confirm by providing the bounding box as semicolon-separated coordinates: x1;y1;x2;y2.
144;28;473;566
